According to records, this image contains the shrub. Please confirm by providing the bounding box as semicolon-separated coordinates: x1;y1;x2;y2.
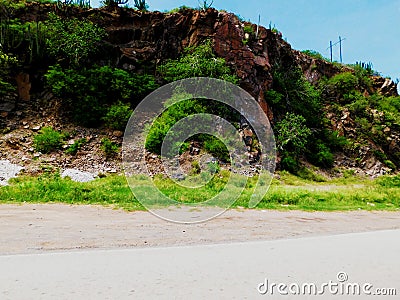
65;138;86;155
203;136;230;162
101;138;119;157
45;65;157;126
0;50;17;96
301;50;329;62
307;141;334;168
45;13;106;66
243;25;254;34
297;167;327;182
167;5;193;13
33;127;64;153
377;174;400;187
280;155;298;173
101;0;129;7
275;113;312;157
271;66;322;127
347;93;369;114
324;130;350;151
191;161;201;174
103;102;133;131
207;161;220;174
158;40;238;84
145;93;207;154
325;72;358;99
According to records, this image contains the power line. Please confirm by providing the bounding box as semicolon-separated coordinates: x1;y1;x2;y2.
326;36;346;62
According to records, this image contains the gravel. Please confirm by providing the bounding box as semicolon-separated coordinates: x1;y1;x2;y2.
0;160;24;186
61;169;96;183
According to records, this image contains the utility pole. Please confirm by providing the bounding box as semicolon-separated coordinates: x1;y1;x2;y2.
327;37;346;63
338;36;344;63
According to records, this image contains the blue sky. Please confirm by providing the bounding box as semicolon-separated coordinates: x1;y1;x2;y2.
91;0;400;83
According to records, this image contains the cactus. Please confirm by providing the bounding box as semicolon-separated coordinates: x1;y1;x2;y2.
198;0;214;10
133;0;147;10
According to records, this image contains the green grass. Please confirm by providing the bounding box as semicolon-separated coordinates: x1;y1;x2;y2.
0;172;399;212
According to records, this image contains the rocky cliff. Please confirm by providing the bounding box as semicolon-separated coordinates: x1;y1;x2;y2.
1;3;399;177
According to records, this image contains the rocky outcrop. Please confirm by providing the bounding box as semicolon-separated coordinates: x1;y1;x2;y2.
371;76;398;97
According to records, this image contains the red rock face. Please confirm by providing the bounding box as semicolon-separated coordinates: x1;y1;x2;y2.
10;5;397;118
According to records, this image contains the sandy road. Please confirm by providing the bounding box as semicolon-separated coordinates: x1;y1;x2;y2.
1;204;400;255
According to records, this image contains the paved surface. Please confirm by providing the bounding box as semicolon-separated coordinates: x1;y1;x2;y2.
1;204;400;254
0;230;399;299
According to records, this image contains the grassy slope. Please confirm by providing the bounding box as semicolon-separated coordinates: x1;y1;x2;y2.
1;172;399;212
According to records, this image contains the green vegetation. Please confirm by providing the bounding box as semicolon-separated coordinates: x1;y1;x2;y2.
33;126;65;153
45;65;157;126
147;41;239;160
1;172;399;212
45;13;106;66
167;5;193;13
65;138;86;155
158;40;238;83
266;65;336;171
0;50;17;96
1;174;141;211
145;92;233;161
301;50;329;62
102;102;133;131
101;138;119;157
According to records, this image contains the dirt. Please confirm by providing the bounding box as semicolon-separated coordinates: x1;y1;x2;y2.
1;204;400;255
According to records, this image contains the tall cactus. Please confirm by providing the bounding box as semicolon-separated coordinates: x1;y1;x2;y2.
133;0;147;10
198;0;214;10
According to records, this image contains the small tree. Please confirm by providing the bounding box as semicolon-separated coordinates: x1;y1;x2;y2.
275;112;312;157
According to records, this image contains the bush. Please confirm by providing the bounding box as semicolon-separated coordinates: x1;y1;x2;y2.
377;174;400;187
203;136;230;162
275;113;312;157
307;141;334;168
101;138;119;157
301;50;329;62
270;66;322;127
325;72;358;99
103;102;133;131
191;161;201;174
65;138;86;155
145;91;238;160
45;65;157;126
243;25;254;34
280;155;298;173
297;167;327;182
45;13;106;66
0;50;17;96
158;40;238;84
207;161;220;174
34;127;64;153
145;93;207;154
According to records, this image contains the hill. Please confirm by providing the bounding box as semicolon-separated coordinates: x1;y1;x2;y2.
0;0;399;178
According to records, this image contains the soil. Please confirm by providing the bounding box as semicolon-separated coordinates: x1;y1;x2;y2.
1;204;399;255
